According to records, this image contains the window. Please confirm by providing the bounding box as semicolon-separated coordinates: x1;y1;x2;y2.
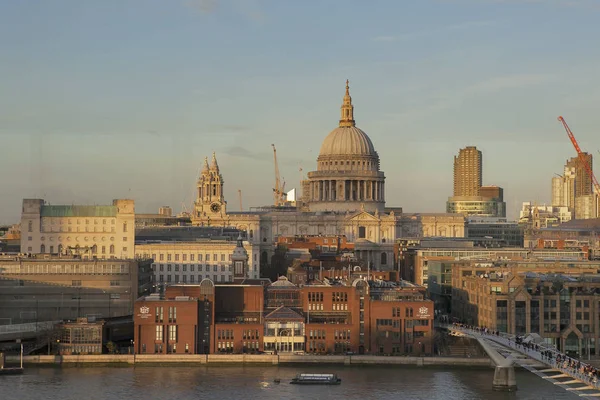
123;222;128;232
123;247;128;253
110;245;115;254
182;254;187;262
198;254;203;261
175;254;179;261
160;254;164;261
206;254;210;261
155;325;164;341
155;307;163;323
190;254;195;261
72;280;82;286
102;246;106;254
28;221;33;232
168;325;177;342
221;254;225;261
123;237;127;242
381;252;387;265
110;280;120;286
40;244;46;253
358;226;366;239
167;254;172;261
169;307;177;323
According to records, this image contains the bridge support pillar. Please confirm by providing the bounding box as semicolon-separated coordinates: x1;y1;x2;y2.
493;365;517;392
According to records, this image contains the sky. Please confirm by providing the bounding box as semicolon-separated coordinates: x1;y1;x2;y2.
1;0;600;224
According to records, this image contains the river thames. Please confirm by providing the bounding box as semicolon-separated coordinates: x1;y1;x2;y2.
0;365;577;399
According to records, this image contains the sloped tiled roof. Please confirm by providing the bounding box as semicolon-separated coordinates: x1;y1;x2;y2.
264;305;304;321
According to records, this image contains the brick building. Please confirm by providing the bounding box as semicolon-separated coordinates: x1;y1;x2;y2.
451;267;600;359
134;276;433;356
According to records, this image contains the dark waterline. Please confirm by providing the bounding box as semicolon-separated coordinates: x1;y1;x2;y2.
0;365;578;400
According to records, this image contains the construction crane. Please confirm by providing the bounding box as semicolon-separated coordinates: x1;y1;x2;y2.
558;116;600;196
271;144;286;206
238;189;243;212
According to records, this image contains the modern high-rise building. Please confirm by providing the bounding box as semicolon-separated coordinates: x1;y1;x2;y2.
550;154;596;219
566;153;593;198
447;146;506;217
453;146;482;197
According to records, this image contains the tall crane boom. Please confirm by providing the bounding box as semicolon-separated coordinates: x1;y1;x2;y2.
271;144;286;206
558;116;600;196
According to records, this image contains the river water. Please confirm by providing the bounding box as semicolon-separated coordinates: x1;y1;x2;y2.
0;365;577;399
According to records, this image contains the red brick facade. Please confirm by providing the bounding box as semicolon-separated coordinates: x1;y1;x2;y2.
134;279;433;356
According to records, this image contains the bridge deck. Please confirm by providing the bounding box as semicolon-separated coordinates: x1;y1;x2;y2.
444;325;600;400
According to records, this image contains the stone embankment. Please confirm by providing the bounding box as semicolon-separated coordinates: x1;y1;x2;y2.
6;354;492;368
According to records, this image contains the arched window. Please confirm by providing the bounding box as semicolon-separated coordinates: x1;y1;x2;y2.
40;244;45;253
381;252;387;265
110;245;115;254
58;244;63;254
92;245;97;254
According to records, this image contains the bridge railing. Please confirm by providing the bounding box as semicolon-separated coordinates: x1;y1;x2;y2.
0;321;60;336
445;324;600;390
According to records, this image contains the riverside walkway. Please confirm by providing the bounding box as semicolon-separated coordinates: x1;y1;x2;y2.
445;324;600;398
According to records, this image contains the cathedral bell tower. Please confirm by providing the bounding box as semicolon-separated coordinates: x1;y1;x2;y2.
193;152;227;222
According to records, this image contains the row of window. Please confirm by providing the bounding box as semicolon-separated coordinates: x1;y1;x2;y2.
308;292;324;302
2;264;129;275
154;307;178;324
217;329;235;340
154;325;178;341
153;253;232;262
39;244;126;255
41;227;117;233
158;274;232;283
309;329;326;340
154;264;232;272
332;292;348;302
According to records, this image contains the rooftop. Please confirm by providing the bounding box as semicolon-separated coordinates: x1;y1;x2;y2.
41;205;117;218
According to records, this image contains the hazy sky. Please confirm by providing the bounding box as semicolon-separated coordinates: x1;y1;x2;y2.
1;0;600;224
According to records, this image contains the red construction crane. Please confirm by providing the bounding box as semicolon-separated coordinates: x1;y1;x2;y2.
558;116;600;196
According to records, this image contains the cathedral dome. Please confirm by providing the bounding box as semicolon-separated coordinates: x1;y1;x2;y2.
317;80;378;160
319;126;376;157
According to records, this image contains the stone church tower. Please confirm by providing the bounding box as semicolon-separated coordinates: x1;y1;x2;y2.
193;152;227;221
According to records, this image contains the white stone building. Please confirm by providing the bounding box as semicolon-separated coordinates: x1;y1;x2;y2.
135;239;260;284
20;199;135;259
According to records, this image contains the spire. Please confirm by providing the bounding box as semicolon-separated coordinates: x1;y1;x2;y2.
210;152;219;171
339;79;355;127
202;156;209;173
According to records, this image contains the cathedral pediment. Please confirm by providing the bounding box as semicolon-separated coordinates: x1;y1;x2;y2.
346;211;380;222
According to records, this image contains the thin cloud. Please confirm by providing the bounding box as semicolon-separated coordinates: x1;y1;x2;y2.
184;0;218;14
390;73;555;120
439;0;600;10
183;0;266;22
373;20;497;42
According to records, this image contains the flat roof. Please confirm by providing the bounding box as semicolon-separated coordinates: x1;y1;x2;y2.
41;205;117;218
